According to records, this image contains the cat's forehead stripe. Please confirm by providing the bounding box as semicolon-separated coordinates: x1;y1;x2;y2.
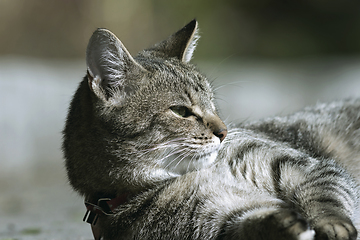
192;106;202;116
184;89;195;106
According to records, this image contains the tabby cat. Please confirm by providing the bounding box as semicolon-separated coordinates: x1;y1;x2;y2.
63;20;360;240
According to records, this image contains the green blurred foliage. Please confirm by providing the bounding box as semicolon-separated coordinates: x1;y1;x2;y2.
1;0;360;59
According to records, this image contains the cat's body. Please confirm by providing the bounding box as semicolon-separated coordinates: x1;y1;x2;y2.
63;20;360;240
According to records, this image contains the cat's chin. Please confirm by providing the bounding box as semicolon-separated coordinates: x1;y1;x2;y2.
164;150;219;175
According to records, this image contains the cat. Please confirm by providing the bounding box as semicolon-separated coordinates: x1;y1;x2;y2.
63;19;360;240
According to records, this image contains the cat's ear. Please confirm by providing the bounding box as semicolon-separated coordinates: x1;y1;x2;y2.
86;28;146;101
149;19;200;63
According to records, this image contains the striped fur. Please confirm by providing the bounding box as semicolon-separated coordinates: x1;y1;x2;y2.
63;20;360;239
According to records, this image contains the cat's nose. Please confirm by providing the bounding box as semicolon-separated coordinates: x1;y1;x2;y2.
214;129;227;143
204;112;227;143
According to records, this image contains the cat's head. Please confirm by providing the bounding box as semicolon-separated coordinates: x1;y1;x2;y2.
64;20;227;195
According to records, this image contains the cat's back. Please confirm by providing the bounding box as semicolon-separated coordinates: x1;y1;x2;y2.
240;98;360;179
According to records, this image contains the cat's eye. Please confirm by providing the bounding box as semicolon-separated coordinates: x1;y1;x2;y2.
170;106;193;118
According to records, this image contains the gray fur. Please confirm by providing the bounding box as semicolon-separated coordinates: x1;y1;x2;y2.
63;20;360;239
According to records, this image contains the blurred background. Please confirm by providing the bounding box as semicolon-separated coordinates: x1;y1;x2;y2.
1;0;360;239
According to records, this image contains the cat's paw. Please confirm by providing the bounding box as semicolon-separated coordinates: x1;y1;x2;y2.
314;217;357;240
224;208;315;240
268;209;315;240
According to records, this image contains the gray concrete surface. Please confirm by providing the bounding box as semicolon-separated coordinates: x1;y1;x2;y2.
1;56;360;240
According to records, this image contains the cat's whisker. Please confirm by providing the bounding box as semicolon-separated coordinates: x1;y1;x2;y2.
214;94;229;102
186;151;199;172
171;149;193;171
222;117;234;129
136;141;187;156
139;138;189;152
157;146;181;158
163;148;192;170
211;157;222;169
161;148;189;169
138;144;177;154
153;137;188;146
213;81;248;92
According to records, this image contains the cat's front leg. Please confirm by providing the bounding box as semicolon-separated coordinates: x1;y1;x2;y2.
221;207;315;240
222;132;359;240
205;166;315;240
280;159;359;240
